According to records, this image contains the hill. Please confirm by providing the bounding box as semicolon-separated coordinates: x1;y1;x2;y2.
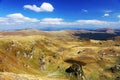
71;28;120;40
0;30;119;80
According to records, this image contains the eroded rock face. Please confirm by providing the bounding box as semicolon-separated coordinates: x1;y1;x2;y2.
65;63;85;79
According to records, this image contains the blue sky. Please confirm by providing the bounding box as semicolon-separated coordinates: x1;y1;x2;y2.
0;0;120;30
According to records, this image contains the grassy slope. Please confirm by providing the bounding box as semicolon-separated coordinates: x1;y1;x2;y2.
0;30;119;80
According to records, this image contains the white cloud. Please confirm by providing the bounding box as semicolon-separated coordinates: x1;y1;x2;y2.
75;20;108;25
40;18;76;25
103;13;109;17
7;13;39;23
41;18;63;22
0;17;10;25
39;19;119;29
103;10;112;17
0;13;39;25
117;15;120;18
40;18;114;26
24;2;54;12
0;13;120;30
7;13;24;18
40;18;64;25
0;17;8;23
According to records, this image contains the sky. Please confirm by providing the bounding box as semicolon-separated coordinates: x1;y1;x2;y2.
0;0;120;31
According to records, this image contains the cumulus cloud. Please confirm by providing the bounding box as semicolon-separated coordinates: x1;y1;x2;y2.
103;10;112;17
7;13;39;23
39;19;119;30
40;18;75;25
24;2;54;12
40;18;64;25
42;18;63;22
0;13;39;25
103;13;109;17
0;17;8;23
0;13;119;30
76;20;108;25
40;18;114;26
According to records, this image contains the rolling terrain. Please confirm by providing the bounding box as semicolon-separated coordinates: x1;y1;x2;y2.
0;29;120;80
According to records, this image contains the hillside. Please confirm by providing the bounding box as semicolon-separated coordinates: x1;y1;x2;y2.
72;28;120;40
0;30;119;80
